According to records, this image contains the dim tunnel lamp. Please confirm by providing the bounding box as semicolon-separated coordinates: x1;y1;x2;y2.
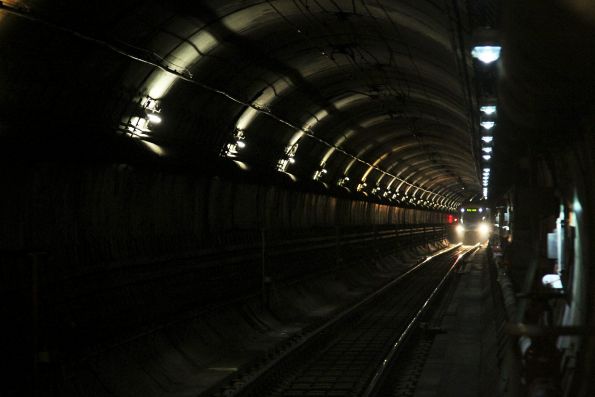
482;147;493;153
480;105;497;115
481;136;494;143
483;155;492;160
480;121;495;130
471;46;501;64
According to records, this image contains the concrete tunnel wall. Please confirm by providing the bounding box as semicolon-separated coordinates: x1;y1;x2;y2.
1;163;446;267
3;162;450;392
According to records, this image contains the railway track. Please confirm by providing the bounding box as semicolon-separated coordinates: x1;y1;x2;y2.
210;244;479;397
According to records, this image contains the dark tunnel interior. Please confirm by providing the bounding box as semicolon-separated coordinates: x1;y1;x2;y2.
3;0;595;396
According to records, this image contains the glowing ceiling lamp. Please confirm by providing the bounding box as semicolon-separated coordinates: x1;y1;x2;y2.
471;46;501;64
481;136;494;143
483;154;492;160
480;105;497;115
236;140;246;149
482;147;493;153
480;121;495;130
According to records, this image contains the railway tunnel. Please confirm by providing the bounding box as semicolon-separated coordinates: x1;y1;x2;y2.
3;1;595;396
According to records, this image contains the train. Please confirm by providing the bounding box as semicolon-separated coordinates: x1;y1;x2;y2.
454;202;492;244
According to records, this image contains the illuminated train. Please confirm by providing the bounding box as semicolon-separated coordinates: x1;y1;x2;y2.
454;203;491;244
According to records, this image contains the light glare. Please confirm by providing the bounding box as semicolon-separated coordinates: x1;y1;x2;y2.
481;136;494;143
147;113;162;124
480;121;495;130
471;46;501;64
480;105;497;115
483;155;492;160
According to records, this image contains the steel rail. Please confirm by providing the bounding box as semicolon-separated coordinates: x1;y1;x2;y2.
213;243;463;396
362;243;481;397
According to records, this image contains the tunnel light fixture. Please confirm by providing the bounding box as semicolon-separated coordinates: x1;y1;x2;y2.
481;136;494;143
277;143;299;172
480;105;497;115
147;113;162;124
222;129;246;158
142;96;162;126
480;121;495;130
313;163;329;181
471;46;501;64
126;95;162;139
337;176;350;187
483;155;492;160
482;147;493;153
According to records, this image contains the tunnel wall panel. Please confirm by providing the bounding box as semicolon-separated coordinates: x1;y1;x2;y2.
1;164;449;270
2;163;450;381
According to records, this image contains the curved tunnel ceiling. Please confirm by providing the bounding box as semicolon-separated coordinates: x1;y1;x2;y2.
0;0;482;209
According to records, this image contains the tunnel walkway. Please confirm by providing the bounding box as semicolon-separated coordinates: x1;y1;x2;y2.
411;247;502;397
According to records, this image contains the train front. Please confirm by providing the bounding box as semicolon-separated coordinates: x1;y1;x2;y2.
455;206;491;244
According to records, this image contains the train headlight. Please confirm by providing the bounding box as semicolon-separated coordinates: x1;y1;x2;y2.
455;224;465;234
479;222;490;235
